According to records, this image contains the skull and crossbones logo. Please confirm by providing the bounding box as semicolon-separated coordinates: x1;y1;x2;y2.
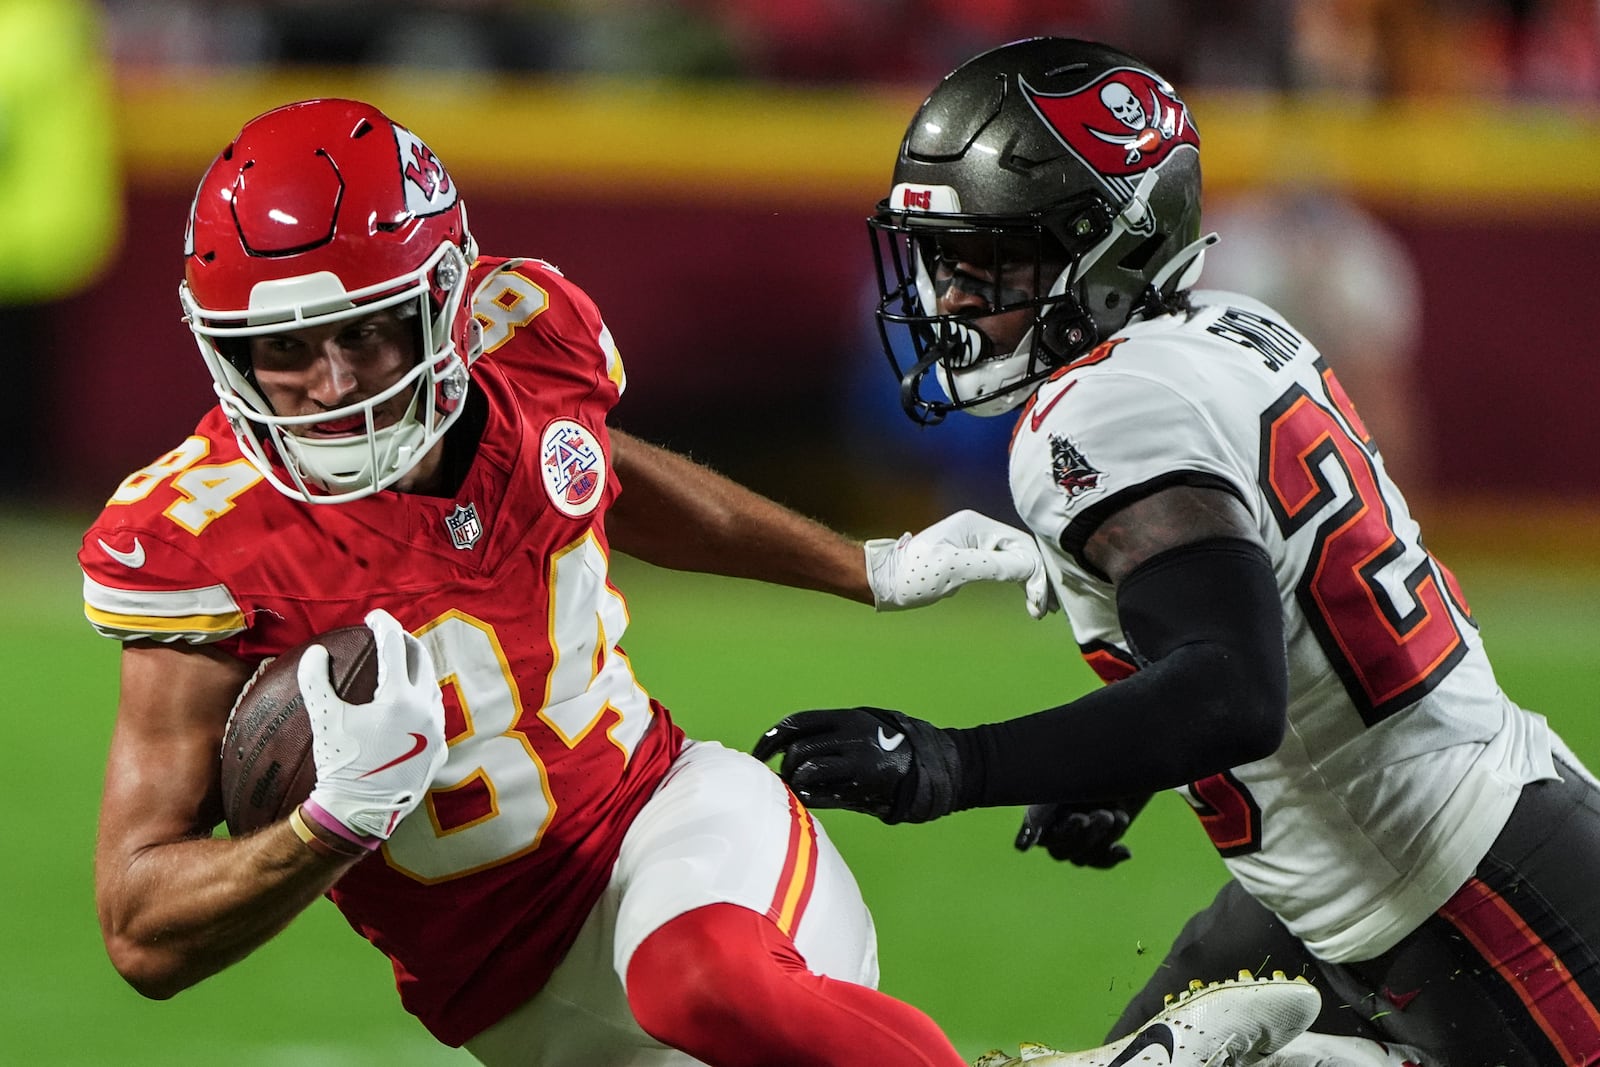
1092;80;1177;165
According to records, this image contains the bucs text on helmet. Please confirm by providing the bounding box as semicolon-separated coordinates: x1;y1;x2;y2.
869;37;1214;424
181;98;482;502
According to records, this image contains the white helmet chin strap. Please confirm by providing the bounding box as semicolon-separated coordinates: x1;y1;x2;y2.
935;355;1034;416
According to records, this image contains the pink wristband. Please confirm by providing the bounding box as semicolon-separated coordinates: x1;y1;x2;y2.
301;798;382;852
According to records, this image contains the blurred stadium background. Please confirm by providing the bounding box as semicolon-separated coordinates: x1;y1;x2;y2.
4;0;1598;1062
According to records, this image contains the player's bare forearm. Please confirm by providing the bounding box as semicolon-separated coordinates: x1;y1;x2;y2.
608;429;873;604
95;642;357;998
98;819;355;998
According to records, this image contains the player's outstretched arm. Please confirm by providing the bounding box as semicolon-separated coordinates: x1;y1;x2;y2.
755;487;1288;822
608;430;1049;613
96;641;363;999
608;429;873;602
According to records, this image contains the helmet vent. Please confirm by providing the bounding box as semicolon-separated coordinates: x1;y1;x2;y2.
1119;233;1166;272
351;118;373;139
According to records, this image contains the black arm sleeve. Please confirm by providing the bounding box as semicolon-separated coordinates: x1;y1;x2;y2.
949;537;1288;809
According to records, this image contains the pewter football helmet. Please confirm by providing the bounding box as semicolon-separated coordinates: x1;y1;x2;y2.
869;38;1210;423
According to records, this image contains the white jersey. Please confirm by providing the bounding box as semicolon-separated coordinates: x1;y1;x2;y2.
1008;289;1558;963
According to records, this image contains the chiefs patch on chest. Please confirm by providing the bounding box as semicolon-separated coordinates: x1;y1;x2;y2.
1049;434;1103;500
540;418;606;517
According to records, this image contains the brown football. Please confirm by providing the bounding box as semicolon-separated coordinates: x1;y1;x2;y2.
219;625;379;838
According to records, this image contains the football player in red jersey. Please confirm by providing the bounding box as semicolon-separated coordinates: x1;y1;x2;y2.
80;98;1319;1067
754;38;1600;1067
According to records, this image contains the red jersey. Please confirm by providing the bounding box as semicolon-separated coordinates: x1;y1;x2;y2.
80;257;685;1045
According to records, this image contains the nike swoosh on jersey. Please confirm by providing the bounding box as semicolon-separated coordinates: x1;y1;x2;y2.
1029;380;1079;432
98;537;147;569
1106;1022;1174;1067
877;727;905;752
358;732;431;778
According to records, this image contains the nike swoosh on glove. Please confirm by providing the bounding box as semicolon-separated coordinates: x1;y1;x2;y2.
864;509;1055;619
753;707;962;824
302;609;449;843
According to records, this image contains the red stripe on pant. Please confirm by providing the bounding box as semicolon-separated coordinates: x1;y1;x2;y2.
766;790;819;939
1439;876;1600;1064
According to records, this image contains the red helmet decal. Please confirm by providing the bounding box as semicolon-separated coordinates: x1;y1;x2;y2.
1023;69;1199;182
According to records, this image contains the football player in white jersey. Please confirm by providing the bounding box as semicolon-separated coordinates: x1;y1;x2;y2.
755;37;1600;1067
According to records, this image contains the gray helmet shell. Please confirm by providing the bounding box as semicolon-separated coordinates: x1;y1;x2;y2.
870;37;1205;423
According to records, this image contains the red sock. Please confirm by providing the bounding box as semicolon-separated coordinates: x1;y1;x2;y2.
626;903;966;1067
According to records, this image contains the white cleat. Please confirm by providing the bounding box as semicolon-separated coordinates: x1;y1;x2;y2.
972;971;1323;1067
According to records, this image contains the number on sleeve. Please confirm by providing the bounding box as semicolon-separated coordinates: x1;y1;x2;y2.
110;437;212;504
108;435;264;535
474;270;550;354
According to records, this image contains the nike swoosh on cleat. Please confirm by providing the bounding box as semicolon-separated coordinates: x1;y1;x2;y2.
1106;1023;1174;1067
877;727;905;752
98;537;147;569
358;733;431;779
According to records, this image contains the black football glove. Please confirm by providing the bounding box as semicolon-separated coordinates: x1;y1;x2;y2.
1013;793;1152;869
752;707;961;824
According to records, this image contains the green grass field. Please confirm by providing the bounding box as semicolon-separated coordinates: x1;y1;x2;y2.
6;509;1597;1064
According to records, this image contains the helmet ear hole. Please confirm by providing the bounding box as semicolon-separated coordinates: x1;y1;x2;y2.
1118;233;1167;272
216;337;252;376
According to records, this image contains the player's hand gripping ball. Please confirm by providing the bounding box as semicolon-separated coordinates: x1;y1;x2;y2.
220;610;449;843
219;625;380;837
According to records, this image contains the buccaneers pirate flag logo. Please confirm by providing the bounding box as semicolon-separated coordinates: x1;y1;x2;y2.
1049;434;1103;501
1022;68;1199;199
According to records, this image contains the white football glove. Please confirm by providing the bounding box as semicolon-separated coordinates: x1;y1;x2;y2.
301;609;448;842
864;509;1054;619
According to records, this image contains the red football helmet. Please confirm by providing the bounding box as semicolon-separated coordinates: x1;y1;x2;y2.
180;98;481;502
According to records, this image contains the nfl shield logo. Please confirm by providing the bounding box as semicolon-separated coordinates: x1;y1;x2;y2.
444;502;483;550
